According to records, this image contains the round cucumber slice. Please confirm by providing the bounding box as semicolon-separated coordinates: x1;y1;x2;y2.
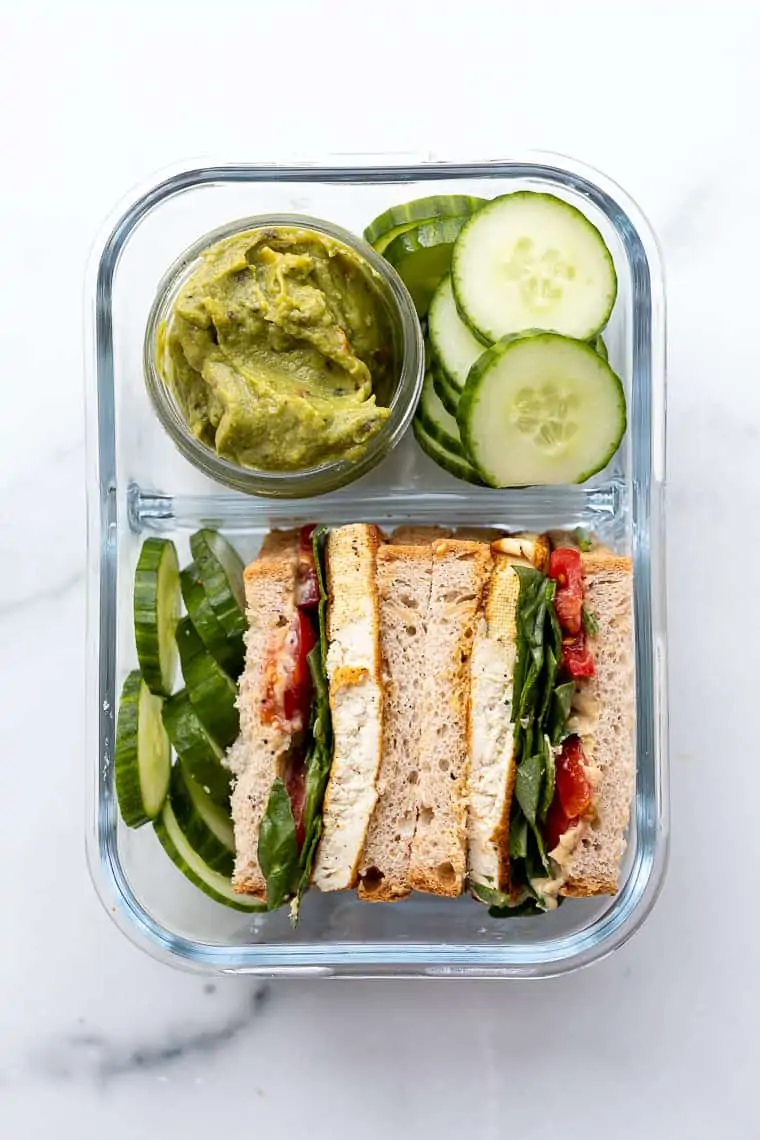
431;359;461;419
177;617;239;748
383;215;470;315
452;192;617;342
154;799;262;912
457;332;626;487
189;529;246;639
417;371;463;456
133;538;180;696
171;762;235;876
161;690;231;806
364;194;486;254
115;670;171;828
180;565;245;678
413;417;484;486
428;275;488;392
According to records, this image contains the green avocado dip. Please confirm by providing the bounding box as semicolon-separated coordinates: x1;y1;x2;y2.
156;226;396;471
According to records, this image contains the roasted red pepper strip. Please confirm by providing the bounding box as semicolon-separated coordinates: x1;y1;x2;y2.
548;548;583;635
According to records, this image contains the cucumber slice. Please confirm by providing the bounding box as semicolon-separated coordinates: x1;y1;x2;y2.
457;332;626;487
431;359;461;419
177;617;239;748
133;538;180;696
154;799;262;912
452;192;617;342
383;215;470;315
189;529;246;639
161;690;231;806
364;194;486;254
171;762;235;875
180;564;244;678
428;275;488;393
413;417;484;486
417;371;464;456
114;670;171;828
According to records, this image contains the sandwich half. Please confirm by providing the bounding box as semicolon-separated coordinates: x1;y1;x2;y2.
469;533;635;912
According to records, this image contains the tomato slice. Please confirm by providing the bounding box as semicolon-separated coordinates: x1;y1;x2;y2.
561;633;595;678
282;611;317;727
556;736;592;818
299;524;316;550
549;547;583;635
545;798;579;852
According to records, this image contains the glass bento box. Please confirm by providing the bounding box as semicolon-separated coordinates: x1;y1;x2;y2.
84;153;668;977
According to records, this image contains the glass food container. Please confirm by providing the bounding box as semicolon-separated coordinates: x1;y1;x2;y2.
85;153;668;977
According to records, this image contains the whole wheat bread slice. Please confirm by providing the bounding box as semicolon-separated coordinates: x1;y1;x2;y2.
408;539;492;897
357;544;434;901
312;525;383;892
225;530;300;898
559;550;635;896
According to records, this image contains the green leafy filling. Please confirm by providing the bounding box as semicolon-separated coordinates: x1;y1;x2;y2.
257;527;333;922
481;564;576;918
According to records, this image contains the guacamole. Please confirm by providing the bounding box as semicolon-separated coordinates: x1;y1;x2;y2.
157;227;395;471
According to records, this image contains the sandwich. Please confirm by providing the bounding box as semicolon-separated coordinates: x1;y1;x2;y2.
225;524;634;918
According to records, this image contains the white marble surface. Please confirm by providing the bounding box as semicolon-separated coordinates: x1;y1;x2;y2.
2;1;759;1136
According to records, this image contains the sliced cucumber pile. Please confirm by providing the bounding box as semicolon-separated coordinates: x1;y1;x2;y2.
458;332;626;487
114;670;171;828
370;189;624;488
115;528;251;909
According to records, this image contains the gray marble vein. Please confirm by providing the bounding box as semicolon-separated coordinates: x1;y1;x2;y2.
23;985;271;1088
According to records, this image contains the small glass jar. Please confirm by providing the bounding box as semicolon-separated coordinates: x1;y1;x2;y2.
143;214;424;498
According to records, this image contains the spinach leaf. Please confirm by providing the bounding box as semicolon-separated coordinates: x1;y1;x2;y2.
508;811;529;860
514;751;545;825
470;880;514;909
539;736;555;822
291;527;334;920
526;822;551;876
258;778;299;912
573;527;593;552
582;606;599;636
471;879;545;918
549;681;575;746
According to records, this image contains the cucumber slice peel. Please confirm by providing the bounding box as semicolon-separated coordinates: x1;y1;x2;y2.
431;359;461;419
177;617;239;748
428;274;488;392
180;564;244;678
189;529;246;639
115;670;171;828
154;799;263;912
417;371;464;456
171;762;235;875
161;690;231;806
413;417;484;487
383;215;470;315
457;331;626;487
133;538;180;696
364;194;486;253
